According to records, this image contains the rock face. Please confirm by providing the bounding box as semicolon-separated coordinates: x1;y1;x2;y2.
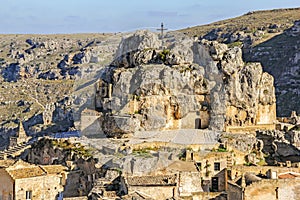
244;20;300;117
0;31;276;139
256;129;300;164
93;30;276;137
180;9;300;117
0;33;118;138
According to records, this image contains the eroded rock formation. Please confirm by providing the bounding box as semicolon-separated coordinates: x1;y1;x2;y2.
92;30;276;137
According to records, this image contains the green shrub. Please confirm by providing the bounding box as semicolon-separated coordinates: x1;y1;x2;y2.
158;49;170;62
227;41;243;48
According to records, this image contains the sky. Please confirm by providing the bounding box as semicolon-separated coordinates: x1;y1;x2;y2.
0;0;299;34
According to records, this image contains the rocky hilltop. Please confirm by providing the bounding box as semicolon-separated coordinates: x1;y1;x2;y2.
90;30;276;137
0;29;277;139
0;33;119;141
180;8;300;116
0;30;276;140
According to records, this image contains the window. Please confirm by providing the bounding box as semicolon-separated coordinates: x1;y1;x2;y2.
214;162;220;171
196;162;202;171
26;191;32;200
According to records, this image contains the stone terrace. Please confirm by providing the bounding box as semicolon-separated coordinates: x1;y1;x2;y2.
129;129;220;145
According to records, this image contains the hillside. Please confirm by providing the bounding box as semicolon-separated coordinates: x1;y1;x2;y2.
179;8;300;116
0;33;117;136
180;8;300;42
0;7;299;140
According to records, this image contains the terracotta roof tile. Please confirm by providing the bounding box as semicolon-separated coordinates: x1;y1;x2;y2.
278;172;300;179
5;161;66;179
127;175;177;186
0;160;15;168
7;166;45;179
40;165;67;174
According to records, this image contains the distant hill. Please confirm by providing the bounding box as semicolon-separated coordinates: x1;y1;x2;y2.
179;8;300;116
179;8;300;41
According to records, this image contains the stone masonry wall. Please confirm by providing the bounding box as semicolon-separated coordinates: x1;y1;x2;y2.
15;175;64;200
0;169;14;200
244;179;300;200
128;186;175;199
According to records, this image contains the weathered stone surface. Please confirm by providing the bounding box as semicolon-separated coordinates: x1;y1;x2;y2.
0;30;277;140
256;130;300;164
92;30;277;137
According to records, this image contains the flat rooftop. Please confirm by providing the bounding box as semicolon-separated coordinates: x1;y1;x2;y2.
128;129;219;145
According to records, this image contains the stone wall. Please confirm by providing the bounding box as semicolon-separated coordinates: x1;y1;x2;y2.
63;170;82;197
186;192;226;200
178;172;203;197
128;186;175;199
0;169;13;200
64;197;88;200
80;109;104;137
225;124;276;133
186;151;228;182
15;175;64;200
231;165;300;180
244;179;300;200
227;182;243;200
131;141;217;153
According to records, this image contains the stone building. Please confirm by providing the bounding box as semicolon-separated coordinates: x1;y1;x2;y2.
185;150;229;192
123;174;177;199
0;160;67;200
228;165;300;200
120;161;204;199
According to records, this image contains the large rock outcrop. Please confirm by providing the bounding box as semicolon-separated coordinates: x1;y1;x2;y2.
92;30;276;137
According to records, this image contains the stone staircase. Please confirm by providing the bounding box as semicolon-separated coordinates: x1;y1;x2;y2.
0;143;31;160
226;156;233;169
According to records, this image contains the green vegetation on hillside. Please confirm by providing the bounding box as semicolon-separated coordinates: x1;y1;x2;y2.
179;8;300;45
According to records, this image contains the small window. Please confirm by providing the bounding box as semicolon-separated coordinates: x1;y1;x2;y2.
26;191;32;200
214;162;220;171
196;162;202;171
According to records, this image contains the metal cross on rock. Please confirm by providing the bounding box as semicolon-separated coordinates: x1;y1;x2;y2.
157;22;168;49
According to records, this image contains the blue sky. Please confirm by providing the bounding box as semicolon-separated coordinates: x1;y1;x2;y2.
0;0;299;34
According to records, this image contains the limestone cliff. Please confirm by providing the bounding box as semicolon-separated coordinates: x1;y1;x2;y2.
180;9;300;116
0;30;276;138
93;30;276;137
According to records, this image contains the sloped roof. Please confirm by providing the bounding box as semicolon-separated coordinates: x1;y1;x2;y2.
8;159;31;169
166;160;198;172
40;165;67;175
278;172;300;179
0;160;16;168
127;174;177;186
4;160;66;180
7;166;45;179
123;191;155;200
244;173;262;185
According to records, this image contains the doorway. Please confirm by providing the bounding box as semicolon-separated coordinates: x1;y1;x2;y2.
212;177;219;192
195;118;201;129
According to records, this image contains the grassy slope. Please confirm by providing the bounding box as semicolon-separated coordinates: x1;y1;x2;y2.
179;8;300;44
